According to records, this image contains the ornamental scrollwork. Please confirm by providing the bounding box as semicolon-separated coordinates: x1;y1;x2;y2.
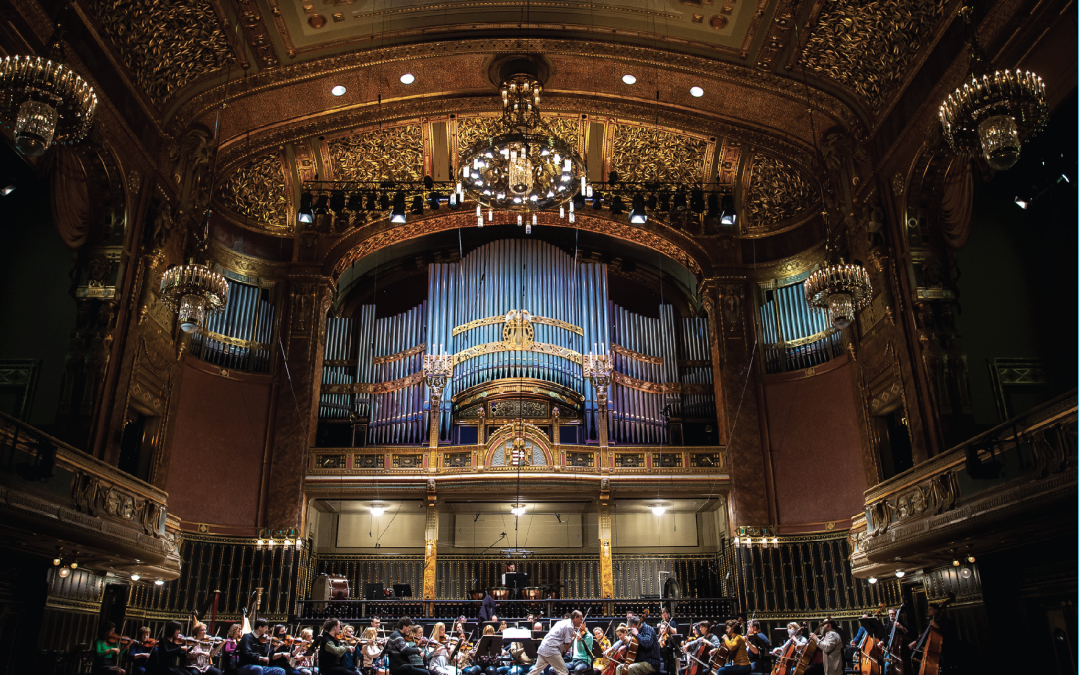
456;117;503;154
800;0;950;109
610;124;709;184
86;0;233;105
329;125;424;182
217;153;289;229
744;154;817;232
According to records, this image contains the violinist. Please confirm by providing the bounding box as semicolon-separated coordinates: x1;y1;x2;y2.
222;624;243;674
567;618;594;675
427;630;459;675
715;620;751;675
320;618;362;675
805;619;842;675
464;624;498;675
185;622;226;675
527;610;585;675
387;617;429;675
591;628;611;674
93;621;128;675
269;624;300;675
130;627;154;675
343;625;363;672
746;621;770;673
407;626;429;671
656;609;677;675
153;621;192;675
363;618;387;675
294;629;316;675
616;615;661;675
237;618;286;675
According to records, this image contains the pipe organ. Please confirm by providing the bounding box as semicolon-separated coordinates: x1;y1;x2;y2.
319;239;716;446
189;278;275;373
757;278;842;374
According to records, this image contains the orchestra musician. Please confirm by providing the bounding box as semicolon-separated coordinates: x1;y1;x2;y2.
387;617;429;675
909;603;951;669
657;610;678;675
222;624;243;674
427;631;460;675
152;620;192;675
715;620;751;675
185;621;225;675
683;620;720;655
93;621;127;675
319;618;362;675
771;623;807;658
567;617;595;675
592;628;611;674
363;618;387;675
268;624;299;675
130;627;154;675
851;615;871;648
293;628;316;675
237;618;285;675
616;615;662;675
745;621;770;674
463;624;499;675
805;619;842;675
501;628;537;675
527;610;586;675
479;591;497;623
407;626;429;672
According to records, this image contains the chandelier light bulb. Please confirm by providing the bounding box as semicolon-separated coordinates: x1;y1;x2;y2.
154;579;165;586
895;570;905;578
868;576;877;584
58;567;70;578
400;73;415;84
331;85;347;96
732;537;741;547
977;115;1021;170
525;224;531;234
960;567;973;579
159;263;229;334
967;555;976;563
70;562;78;570
15;100;57;157
477;216;484;228
53;558;61;566
517;214;523;226
952;559;960;567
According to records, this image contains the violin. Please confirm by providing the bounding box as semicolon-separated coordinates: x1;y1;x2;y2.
106;634;135;646
141;637;158;649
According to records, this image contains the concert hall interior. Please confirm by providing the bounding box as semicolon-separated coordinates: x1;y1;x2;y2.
0;0;1074;674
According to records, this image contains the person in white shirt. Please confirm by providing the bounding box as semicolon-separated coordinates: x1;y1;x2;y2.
805;619;842;675
526;610;585;675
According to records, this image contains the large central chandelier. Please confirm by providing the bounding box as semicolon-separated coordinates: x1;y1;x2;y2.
459;73;584;231
0;29;97;157
938;6;1047;171
159;261;229;333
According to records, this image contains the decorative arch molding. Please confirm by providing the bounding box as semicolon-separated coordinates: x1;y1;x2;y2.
322;211;711;283
483;421;554;470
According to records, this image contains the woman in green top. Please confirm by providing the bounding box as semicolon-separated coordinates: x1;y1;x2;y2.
93;621;128;675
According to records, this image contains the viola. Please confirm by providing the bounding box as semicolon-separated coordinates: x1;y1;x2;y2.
106;634;134;646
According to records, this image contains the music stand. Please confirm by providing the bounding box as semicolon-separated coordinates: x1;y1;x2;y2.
502;634;541;660
364;583;384;601
393;584;412;598
475;635;502;660
858;618;887;640
504;572;529;592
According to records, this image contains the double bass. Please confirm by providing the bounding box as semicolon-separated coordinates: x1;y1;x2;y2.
857;605;887;675
912;594;955;675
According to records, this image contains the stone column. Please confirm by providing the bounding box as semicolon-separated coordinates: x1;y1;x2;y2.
701;279;770;528
265;274;333;532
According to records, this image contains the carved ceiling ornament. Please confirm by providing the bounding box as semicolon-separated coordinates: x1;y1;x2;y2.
86;0;233;105
455;116;504;156
216;152;289;229
743;153;817;233
800;0;950;110
327;124;424;182
610;123;711;184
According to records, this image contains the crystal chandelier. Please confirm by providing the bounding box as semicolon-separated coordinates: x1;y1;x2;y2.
804;252;873;330
159;261;229;333
459;73;584;230
0;28;97;157
938;6;1047;171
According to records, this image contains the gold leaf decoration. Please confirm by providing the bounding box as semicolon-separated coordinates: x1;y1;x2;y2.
745;155;817;230
611;124;708;184
87;0;233;105
543;116;581;149
218;153;289;229
455;117;503;155
800;0;949;109
329;125;423;182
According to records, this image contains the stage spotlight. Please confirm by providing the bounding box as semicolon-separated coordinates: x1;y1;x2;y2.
630;194;647;224
390;192;407;223
298;192;314;224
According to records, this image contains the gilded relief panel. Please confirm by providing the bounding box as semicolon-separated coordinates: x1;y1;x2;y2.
86;0;233;105
743;154;816;235
610;123;710;184
217;152;290;230
800;0;950;109
455;116;503;155
326;125;424;182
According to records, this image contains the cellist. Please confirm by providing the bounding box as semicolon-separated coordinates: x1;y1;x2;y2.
682;621;719;675
769;623;806;675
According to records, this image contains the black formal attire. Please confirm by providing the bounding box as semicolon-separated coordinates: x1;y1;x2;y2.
386;629;428;675
480;595;497;622
150;639;191;675
658;620;678;675
746;633;771;674
238;633;286;675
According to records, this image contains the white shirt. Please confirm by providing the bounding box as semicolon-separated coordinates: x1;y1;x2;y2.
538;619;578;657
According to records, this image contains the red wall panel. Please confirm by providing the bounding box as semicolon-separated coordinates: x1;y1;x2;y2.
764;359;866;526
165;360;271;527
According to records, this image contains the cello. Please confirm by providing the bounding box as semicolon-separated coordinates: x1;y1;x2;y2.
790;617;829;675
912;594;954;675
683;623;713;675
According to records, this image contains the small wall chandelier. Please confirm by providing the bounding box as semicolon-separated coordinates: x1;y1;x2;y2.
159;261;229;333
804;251;873;329
938;6;1048;170
0;25;97;157
458;70;584;231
